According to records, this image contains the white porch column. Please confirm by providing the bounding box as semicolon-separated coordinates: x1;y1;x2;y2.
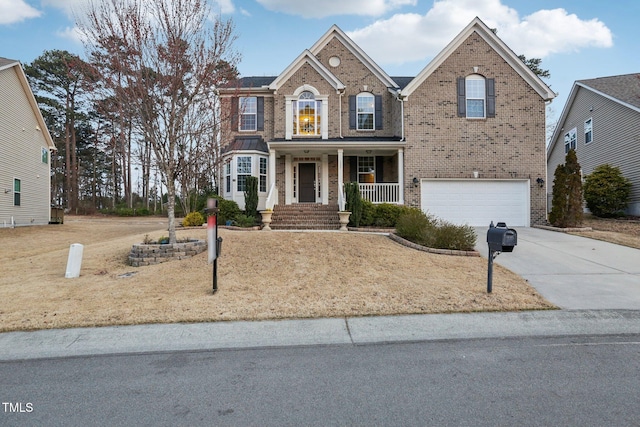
337;149;344;210
322;154;329;205
398;148;404;205
285;154;292;205
269;149;277;188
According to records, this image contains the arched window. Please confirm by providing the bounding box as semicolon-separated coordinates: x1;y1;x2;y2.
465;74;486;118
356;92;375;130
293;91;321;135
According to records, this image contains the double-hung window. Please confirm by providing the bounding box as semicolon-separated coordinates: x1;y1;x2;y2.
259;157;267;192
236;156;251;191
358;156;375;183
13;178;21;206
239;97;257;131
564;128;577;153
356;93;375;130
225;162;231;193
465;75;486;118
584;118;593;144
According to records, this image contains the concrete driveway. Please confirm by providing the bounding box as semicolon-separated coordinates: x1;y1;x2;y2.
475;226;640;309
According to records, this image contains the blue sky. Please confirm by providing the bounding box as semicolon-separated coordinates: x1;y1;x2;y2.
1;0;638;119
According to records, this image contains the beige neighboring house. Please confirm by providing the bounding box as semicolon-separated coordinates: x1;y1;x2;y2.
218;17;555;228
0;57;56;227
547;73;640;216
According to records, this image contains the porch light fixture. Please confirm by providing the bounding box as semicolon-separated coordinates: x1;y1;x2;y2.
536;177;545;188
366;150;372;154
412;177;419;187
473;170;479;179
304;150;309;153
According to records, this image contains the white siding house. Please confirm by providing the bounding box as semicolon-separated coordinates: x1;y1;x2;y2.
0;57;56;226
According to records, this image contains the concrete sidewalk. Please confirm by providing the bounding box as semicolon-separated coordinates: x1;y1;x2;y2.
476;227;640;309
1;310;640;361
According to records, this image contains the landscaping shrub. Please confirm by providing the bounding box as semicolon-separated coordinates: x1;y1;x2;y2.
433;220;477;251
360;199;375;226
244;176;259;220
396;209;477;251
396;208;436;247
372;203;410;227
549;149;583;227
214;196;241;225
583;164;632;218
182;211;205;227
344;182;363;227
234;214;257;227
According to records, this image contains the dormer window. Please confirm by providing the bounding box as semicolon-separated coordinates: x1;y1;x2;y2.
357;93;375;130
293;91;321;136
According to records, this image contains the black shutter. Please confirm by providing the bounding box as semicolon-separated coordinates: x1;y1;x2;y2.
457;77;466;117
349;156;358;182
231;97;238;129
486;78;495;118
349;95;356;129
374;95;383;130
375;156;384;183
257;96;264;131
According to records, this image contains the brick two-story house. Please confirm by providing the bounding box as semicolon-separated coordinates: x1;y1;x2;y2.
218;17;555;228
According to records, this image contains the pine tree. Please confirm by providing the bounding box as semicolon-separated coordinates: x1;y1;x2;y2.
549;149;583;227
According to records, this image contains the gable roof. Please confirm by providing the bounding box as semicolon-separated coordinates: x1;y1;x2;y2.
268;50;345;92
0;57;56;150
577;73;640;111
400;17;556;101
547;73;640;159
309;24;399;90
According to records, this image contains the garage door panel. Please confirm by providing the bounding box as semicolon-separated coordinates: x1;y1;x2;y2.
421;180;529;227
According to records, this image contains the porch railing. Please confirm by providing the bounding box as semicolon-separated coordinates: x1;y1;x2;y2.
358;183;401;204
265;183;278;210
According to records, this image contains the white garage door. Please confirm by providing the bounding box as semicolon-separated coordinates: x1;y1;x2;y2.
421;179;530;227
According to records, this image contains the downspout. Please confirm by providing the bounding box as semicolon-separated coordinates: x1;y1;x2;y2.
396;91;406;141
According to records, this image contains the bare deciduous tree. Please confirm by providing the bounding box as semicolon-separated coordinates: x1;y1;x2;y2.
76;0;239;242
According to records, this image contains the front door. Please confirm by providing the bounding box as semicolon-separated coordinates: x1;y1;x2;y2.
298;163;316;203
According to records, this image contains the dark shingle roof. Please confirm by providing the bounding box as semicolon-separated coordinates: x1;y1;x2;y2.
238;76;277;88
222;136;268;153
578;73;640;109
391;77;414;90
0;57;18;68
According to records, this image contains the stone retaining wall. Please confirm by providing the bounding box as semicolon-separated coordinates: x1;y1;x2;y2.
128;240;207;267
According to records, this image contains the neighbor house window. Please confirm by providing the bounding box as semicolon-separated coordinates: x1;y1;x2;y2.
465;75;486;118
259;157;267;192
358;156;375;183
236;156;251;191
225;162;231;193
41;148;48;164
584;118;593;144
13;178;21;206
564;128;577;153
239;97;257;131
356;93;375;130
293;91;321;136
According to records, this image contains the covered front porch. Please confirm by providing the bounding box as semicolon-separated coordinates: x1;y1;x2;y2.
265;140;406;211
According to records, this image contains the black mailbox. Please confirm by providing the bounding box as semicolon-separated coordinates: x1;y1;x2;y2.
487;222;517;253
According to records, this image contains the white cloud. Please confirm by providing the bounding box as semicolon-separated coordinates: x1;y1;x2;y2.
211;0;235;14
256;0;417;18
346;0;613;67
0;0;41;24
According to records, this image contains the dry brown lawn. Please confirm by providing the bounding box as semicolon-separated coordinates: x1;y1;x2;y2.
570;215;640;249
0;215;556;332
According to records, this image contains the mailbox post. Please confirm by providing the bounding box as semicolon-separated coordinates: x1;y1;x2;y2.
206;198;223;294
486;221;517;293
